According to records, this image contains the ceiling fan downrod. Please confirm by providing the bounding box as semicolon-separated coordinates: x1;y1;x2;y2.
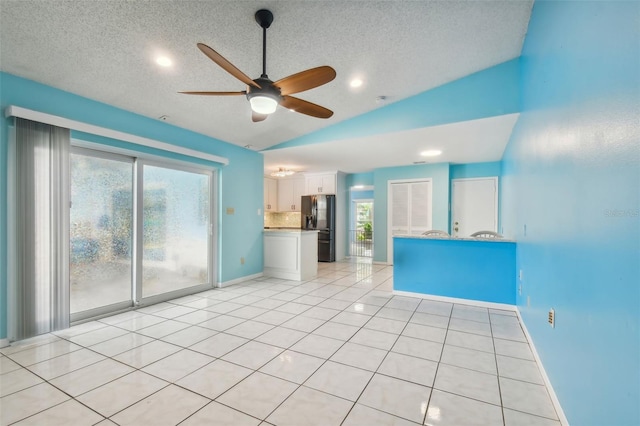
255;9;273;78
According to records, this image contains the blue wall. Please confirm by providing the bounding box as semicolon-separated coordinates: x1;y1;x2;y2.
0;73;265;339
346;172;374;188
266;59;520;151
373;163;450;263
350;190;374;201
394;238;516;305
501;1;640;425
450;161;501;180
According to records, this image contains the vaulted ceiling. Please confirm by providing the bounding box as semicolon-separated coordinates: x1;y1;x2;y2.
0;1;533;173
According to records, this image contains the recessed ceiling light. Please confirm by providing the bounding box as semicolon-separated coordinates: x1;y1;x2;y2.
350;78;363;88
156;56;172;67
420;150;442;157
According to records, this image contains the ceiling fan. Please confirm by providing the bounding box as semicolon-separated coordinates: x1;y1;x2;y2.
180;9;336;122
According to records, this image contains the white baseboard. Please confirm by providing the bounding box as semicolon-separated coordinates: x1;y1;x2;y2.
218;272;263;288
0;338;10;349
393;290;517;312
516;308;570;426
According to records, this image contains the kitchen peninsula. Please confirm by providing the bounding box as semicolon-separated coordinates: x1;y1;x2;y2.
264;229;319;281
393;235;516;305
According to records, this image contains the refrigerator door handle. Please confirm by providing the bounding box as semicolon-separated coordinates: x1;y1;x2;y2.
312;196;318;228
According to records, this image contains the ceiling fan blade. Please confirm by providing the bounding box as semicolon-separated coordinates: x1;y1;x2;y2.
179;91;246;96
252;112;268;122
275;66;337;96
281;96;333;119
197;43;260;89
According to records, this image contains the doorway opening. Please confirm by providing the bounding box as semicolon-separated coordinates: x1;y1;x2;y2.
350;196;373;258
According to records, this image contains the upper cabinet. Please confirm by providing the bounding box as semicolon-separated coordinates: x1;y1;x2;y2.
264;177;278;212
305;173;337;195
277;177;305;212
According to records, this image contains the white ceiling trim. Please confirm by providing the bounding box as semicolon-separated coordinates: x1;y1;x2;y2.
4;105;229;165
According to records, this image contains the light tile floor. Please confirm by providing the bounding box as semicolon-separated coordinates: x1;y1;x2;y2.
0;258;562;426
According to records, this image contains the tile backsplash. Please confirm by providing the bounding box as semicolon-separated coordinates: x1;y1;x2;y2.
265;212;301;228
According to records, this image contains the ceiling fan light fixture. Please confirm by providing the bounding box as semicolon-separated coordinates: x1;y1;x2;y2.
249;94;278;114
271;167;296;177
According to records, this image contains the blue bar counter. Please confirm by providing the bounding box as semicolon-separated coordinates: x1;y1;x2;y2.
393;236;516;305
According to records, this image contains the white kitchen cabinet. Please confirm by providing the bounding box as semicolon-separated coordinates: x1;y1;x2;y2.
305;173;336;195
277;177;305;212
264;177;278;212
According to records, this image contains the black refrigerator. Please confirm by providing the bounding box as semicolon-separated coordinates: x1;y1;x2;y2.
301;194;336;262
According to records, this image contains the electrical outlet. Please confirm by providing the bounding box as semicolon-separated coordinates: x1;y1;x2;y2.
518;284;522;296
257;208;262;215
519;269;523;281
548;308;555;328
240;257;245;265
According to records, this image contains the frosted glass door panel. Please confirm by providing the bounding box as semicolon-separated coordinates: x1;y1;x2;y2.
70;153;133;314
142;165;210;298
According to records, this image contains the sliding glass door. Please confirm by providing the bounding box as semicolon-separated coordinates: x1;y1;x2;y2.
139;162;211;300
70;148;214;320
70;149;134;317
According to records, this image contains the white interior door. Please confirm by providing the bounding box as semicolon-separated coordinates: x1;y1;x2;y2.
451;178;498;237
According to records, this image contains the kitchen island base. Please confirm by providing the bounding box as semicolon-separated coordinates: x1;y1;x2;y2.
264;230;319;281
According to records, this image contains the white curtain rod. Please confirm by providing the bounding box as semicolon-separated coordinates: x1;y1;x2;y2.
4;105;229;166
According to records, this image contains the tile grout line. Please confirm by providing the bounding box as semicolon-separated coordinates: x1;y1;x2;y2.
489;309;508;426
419;303;454;425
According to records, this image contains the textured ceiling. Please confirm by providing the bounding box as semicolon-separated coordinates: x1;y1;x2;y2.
0;0;532;160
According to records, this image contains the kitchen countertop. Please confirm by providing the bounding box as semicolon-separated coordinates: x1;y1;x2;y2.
263;227;300;229
264;228;319;233
393;235;515;243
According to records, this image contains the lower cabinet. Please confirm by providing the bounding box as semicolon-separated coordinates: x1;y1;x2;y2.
264;230;318;280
